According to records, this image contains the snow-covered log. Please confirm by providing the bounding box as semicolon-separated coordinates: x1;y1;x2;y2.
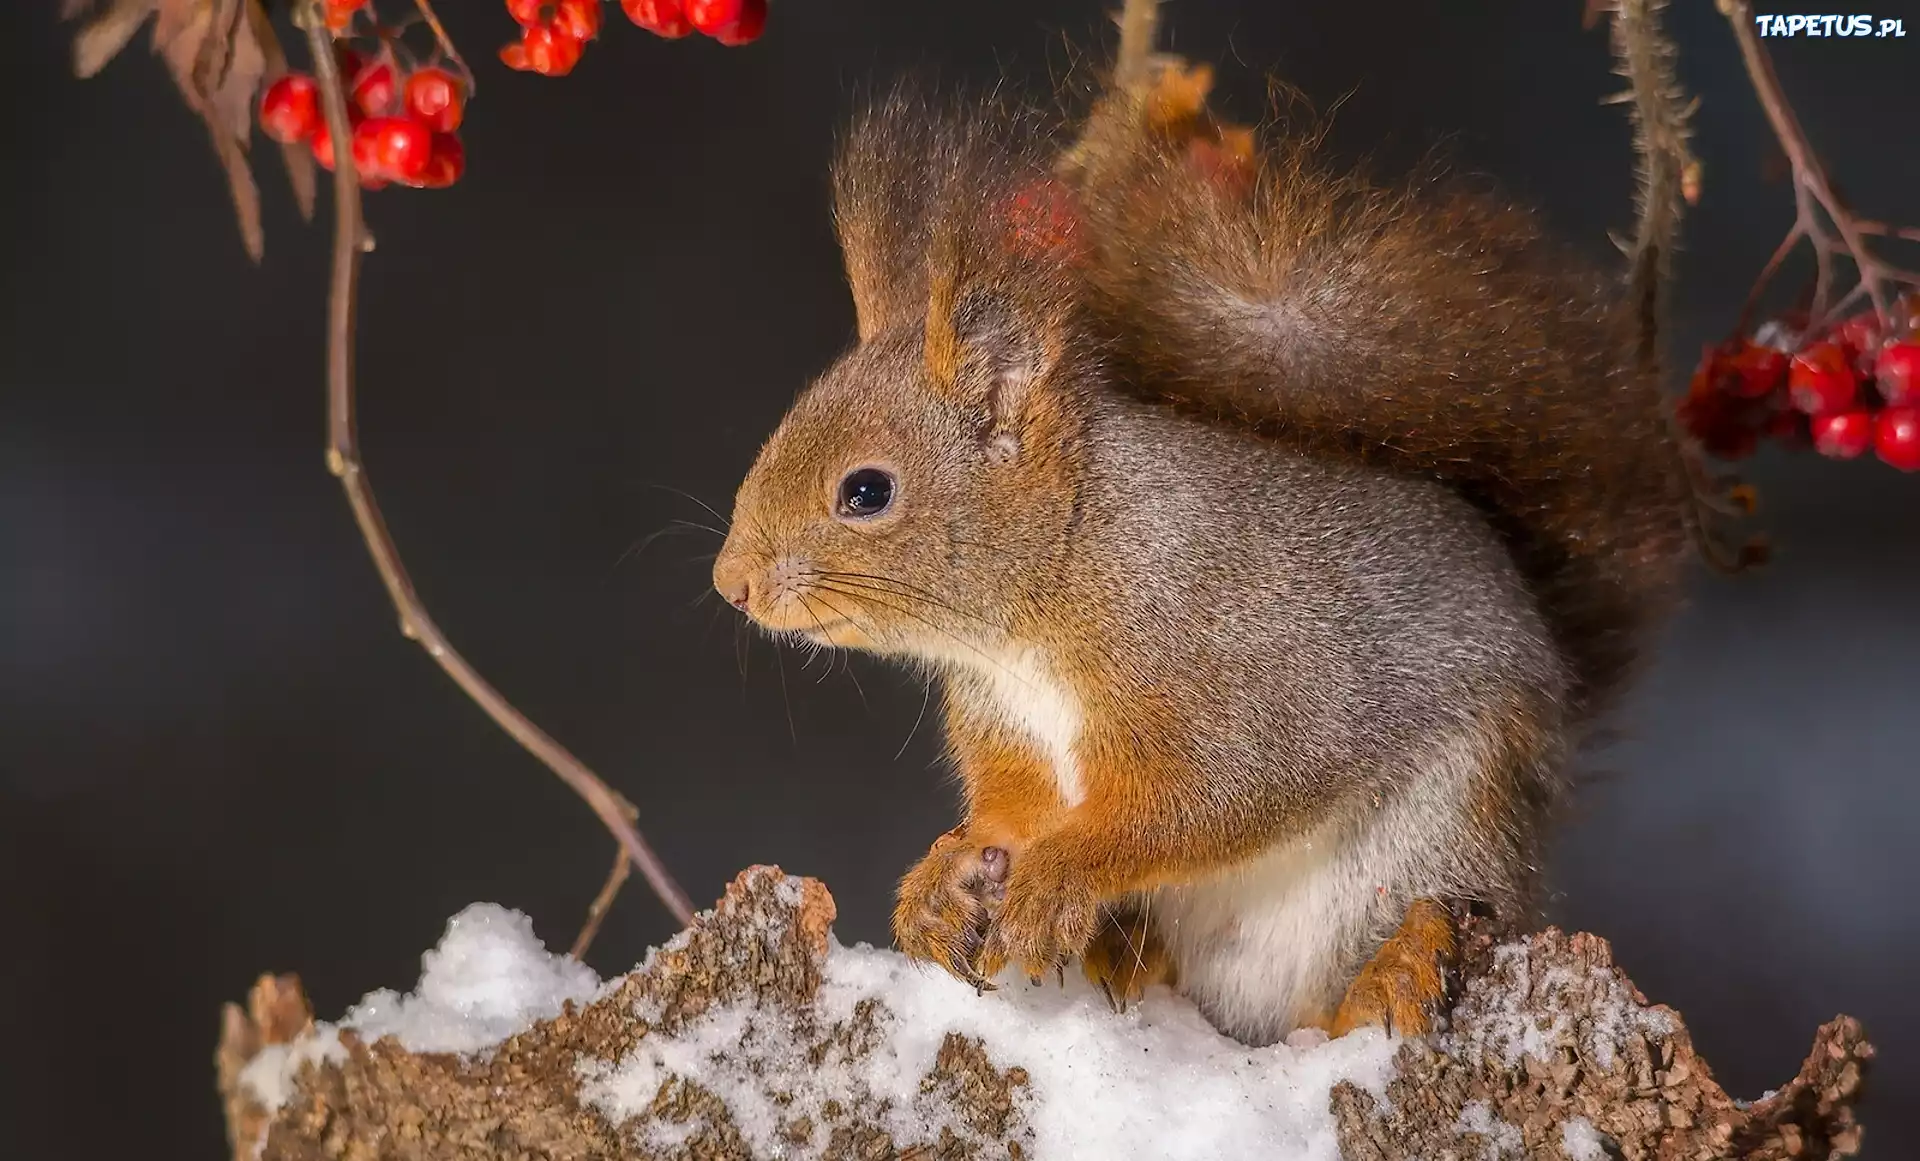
215;866;1870;1161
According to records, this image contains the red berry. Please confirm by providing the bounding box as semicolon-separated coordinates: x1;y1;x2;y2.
622;0;693;36
684;0;743;35
351;60;398;118
259;74;320;144
310;110;363;170
712;0;766;44
504;24;584;75
1810;410;1874;459
353;116;434;183
1876;407;1920;471
1829;312;1884;359
409;133;466;189
403;67;466;134
554;0;603;41
1726;341;1789;399
1788;342;1859;415
1766;408;1811;448
1875;341;1920;406
323;0;368;31
1676;393;1760;461
1687;345;1727;401
505;0;546;26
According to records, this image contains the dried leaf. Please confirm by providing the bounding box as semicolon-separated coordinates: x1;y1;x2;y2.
66;0;291;262
69;0;157;78
247;0;316;223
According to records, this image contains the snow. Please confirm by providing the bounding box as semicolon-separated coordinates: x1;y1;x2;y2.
579;937;1400;1161
1560;1116;1608;1160
1455;1099;1524;1158
338;903;601;1054
1451;943;1671;1072
240;896;1401;1159
239;903;601;1112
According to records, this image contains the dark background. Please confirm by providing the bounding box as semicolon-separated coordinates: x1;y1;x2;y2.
4;1;1917;1157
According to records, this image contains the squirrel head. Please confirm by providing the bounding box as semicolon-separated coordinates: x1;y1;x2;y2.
713;93;1095;659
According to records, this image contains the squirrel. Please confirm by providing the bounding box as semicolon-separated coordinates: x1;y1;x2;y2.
710;5;1694;1046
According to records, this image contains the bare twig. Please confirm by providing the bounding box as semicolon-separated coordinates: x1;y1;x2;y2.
1605;0;1762;571
301;8;694;929
572;837;634;959
408;0;473;92
1716;0;1920;331
1608;0;1696;367
1112;0;1159;91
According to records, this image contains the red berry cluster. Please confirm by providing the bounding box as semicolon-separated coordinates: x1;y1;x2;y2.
501;0;766;76
321;0;370;31
1679;304;1920;472
261;48;467;190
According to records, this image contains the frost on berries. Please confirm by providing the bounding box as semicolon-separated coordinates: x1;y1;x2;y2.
1681;298;1920;471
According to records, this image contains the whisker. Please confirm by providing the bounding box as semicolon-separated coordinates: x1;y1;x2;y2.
895;675;935;761
773;639;798;746
612;523;715;574
735;616;751;683
646;483;733;530
809;582;1032;688
801;591;874;711
812;572;1018;636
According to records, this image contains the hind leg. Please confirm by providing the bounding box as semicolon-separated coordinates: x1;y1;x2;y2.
1329;898;1457;1038
1081;903;1176;1011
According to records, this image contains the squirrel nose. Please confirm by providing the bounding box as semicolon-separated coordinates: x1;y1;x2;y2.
713;550;753;612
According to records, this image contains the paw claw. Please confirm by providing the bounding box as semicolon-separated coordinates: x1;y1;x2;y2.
1331;898;1456;1039
892;830;1008;987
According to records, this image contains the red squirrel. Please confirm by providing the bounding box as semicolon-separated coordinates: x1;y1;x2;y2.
711;9;1691;1045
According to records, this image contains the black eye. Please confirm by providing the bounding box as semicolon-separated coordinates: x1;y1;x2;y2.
836;467;896;518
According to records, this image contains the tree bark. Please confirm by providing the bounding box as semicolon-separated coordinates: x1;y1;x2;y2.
216;868;1870;1161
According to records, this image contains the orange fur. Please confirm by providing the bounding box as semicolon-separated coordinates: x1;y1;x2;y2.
1328;898;1457;1037
1082;905;1177;1010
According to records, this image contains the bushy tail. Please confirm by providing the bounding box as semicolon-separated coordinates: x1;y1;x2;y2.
1056;0;1696;718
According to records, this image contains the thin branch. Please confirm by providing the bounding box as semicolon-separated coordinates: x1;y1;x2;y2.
1112;0;1159;91
408;0;473;93
1717;0;1920;329
572;839;634;959
301;8;694;929
1608;0;1695;366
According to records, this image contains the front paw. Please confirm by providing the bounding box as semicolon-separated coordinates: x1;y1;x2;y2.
978;847;1100;983
892;829;1010;987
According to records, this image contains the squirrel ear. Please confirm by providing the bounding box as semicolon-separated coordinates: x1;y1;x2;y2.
925;280;1059;445
923;235;1062;446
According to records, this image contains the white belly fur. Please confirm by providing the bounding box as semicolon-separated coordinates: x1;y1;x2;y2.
946;642;1087;807
940;642;1492;1046
1148;730;1489;1045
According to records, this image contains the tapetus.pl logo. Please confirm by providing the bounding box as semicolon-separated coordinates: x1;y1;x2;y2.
1751;14;1907;37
